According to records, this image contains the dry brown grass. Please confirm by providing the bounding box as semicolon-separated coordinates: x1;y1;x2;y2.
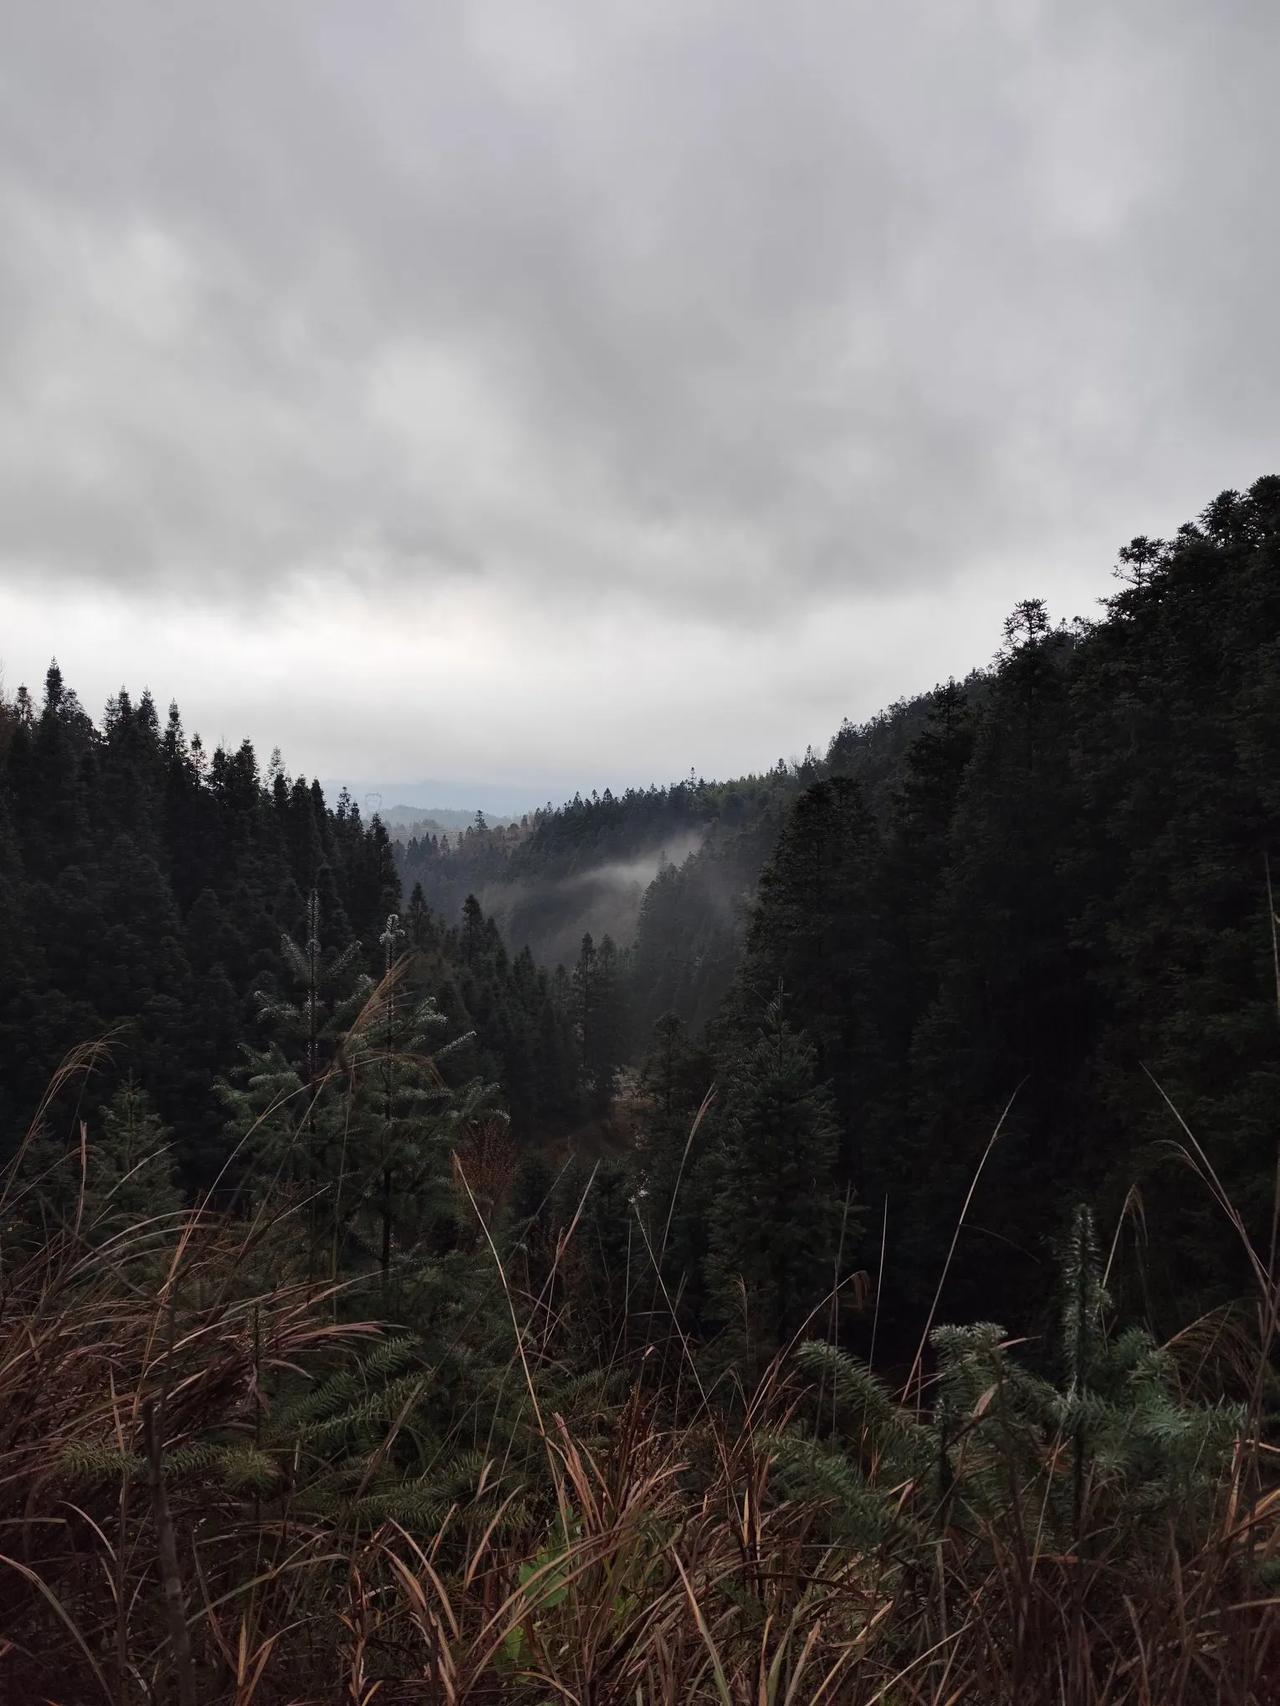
1;1060;1278;1702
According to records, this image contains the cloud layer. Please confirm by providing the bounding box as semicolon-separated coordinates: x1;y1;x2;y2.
2;0;1277;792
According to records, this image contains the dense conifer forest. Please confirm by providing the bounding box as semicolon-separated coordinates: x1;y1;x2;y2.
3;476;1280;1700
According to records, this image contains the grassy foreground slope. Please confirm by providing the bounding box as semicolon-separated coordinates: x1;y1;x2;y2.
2;1054;1277;1704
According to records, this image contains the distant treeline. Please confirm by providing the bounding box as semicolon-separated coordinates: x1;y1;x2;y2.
396;690;947;1013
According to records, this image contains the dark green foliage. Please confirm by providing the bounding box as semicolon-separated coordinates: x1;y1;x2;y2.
4;472;1280;1369
0;675;582;1188
508;1146;559;1294
218;887;372;1241
738;776;885;1189
558;1156;639;1358
410;894;581;1141
633;1012;717;1335
779;1212;1244;1564
699;475;1280;1345
572;931;628;1113
705;996;849;1358
10;1077;180;1252
220;898;505;1287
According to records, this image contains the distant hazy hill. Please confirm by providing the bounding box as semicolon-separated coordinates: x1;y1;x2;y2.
381;804;516;833
321;777;577;819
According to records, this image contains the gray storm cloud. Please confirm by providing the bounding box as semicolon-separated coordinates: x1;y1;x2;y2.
1;0;1277;787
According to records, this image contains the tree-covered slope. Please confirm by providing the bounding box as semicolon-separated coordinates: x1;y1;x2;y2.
4;475;1278;1351
715;477;1280;1342
0;677;583;1171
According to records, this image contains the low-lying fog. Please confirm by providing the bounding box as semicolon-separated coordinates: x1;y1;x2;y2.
483;830;706;967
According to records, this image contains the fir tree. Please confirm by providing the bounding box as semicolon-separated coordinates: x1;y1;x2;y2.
12;1077;179;1250
706;997;848;1357
343;913;502;1298
221;888;369;1267
740;776;884;1189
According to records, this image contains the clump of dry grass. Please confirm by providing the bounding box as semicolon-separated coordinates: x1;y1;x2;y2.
1;1055;1278;1703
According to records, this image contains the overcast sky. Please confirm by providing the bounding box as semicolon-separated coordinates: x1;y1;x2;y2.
2;0;1277;801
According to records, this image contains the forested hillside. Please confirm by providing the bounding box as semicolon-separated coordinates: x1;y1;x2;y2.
397;471;1280;1354
397;684;948;1032
4;478;1279;1345
609;482;1278;1349
629;477;1280;1356
374;474;1280;1355
396;769;783;977
0;681;585;1179
2;479;1280;1701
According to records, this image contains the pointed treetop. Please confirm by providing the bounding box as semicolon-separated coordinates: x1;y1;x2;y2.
42;659;64;715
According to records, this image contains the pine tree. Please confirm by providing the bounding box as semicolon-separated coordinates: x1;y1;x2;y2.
897;605;1083;1327
572;932;597;1089
587;934;627;1112
706;997;847;1357
462;894;486;967
12;1077;180;1250
92;1078;182;1236
343;913;501;1298
783;1209;1242;1561
739;776;884;1188
221;888;369;1267
343;983;500;1299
